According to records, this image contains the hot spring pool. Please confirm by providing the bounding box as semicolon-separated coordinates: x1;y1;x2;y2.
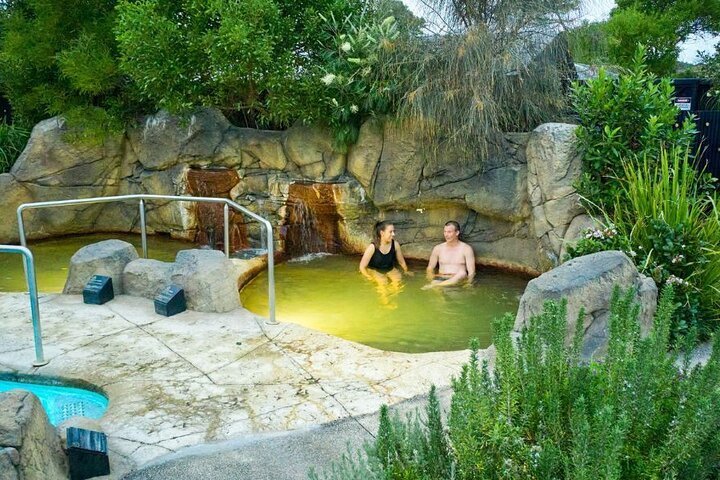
0;376;108;426
241;254;529;353
0;233;195;292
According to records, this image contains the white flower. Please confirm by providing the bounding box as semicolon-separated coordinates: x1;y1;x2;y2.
321;73;336;85
666;275;689;287
331;98;339;106
340;42;352;52
671;254;685;264
350;104;359;113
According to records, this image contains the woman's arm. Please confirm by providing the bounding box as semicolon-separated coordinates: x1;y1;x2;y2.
359;244;375;279
394;241;411;274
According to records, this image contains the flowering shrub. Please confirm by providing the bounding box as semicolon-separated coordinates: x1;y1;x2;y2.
311;287;720;479
566;224;632;259
301;13;401;149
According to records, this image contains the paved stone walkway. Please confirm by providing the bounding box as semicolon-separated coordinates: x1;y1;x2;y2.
0;293;480;478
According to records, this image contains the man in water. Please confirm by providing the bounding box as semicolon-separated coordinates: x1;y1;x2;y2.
424;221;476;288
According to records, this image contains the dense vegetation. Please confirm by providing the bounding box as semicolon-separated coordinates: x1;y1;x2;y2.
569;48;719;338
311;287;720;479
567;0;720;76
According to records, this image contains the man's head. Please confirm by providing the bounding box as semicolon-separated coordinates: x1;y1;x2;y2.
443;221;461;243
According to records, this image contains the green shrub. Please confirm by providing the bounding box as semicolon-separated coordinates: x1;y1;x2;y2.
569;148;720;337
571;45;697;214
0;0;146;133
0;122;30;173
311;286;720;479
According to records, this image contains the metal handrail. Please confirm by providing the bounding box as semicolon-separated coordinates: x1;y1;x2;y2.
0;245;48;366
16;194;276;325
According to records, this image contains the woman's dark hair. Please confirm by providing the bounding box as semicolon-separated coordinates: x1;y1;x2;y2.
374;221;392;242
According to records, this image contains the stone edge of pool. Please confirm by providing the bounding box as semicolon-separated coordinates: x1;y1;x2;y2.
0;292;490;479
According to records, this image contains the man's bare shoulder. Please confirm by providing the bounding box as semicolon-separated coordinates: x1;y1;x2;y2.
460;241;475;254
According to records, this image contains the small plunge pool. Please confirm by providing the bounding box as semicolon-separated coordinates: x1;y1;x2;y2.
0;375;108;426
241;254;529;353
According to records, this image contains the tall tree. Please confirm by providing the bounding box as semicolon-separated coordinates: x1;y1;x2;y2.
606;0;720;74
0;0;145;133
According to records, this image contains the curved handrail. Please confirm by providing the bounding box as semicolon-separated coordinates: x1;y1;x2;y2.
16;194;276;325
0;245;47;366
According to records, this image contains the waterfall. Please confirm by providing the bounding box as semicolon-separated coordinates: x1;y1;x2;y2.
282;183;341;257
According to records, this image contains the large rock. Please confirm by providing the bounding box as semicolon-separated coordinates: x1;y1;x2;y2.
0;174;33;244
347;118;383;192
127;109;230;170
283;124;346;180
526;123;583;270
123;259;173;299
0;390;67;480
63;240;139;294
11;117;124;185
514;250;657;359
170;249;241;312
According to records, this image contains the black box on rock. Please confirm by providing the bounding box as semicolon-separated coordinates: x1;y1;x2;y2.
82;275;114;305
66;427;110;480
154;284;186;317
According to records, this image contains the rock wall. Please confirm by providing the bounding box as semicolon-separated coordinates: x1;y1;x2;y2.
0;109;586;274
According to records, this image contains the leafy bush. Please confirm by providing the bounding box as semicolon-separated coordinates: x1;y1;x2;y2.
569;148;720;337
312;286;720;479
115;0;365;129
0;0;146;132
0;121;30;173
571;45;697;214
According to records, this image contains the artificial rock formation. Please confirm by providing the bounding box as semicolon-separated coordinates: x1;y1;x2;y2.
63;239;139;294
0;390;68;480
0;109;585;274
513;250;658;359
121;249;243;312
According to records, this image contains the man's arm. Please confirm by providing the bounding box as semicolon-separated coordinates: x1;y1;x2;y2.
426;246;439;280
465;245;476;283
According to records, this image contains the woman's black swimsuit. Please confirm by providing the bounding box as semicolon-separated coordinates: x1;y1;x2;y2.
368;241;396;272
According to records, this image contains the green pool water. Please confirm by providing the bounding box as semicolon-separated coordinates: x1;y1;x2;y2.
241;254;529;353
0;233;194;293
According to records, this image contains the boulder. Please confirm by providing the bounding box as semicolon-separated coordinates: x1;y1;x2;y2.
123;259;173;299
215;128;287;170
170;249;241;312
559;214;599;261
10;117;124;186
526;123;584;269
283;124;346;180
0;448;20;480
0;174;33;244
347;119;383;192
514;250;657;359
63;240;139;294
0;390;68;480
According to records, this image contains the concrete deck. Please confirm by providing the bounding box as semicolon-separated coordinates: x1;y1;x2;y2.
0;293;481;478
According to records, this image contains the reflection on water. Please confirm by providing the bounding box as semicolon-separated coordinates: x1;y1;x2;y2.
241;255;529;353
0;233;195;293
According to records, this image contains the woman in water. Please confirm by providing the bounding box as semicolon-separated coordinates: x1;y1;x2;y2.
359;221;411;286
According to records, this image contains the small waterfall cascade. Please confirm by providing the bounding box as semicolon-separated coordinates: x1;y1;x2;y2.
282;183;342;257
186;168;248;252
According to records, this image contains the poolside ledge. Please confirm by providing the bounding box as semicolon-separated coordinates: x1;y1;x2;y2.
0;293;479;478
